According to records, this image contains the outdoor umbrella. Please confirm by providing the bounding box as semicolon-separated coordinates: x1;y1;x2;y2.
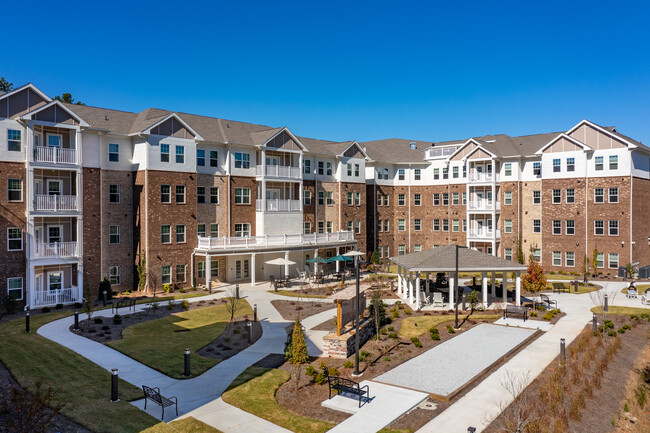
265;257;296;279
306;256;329;274
327;254;353;263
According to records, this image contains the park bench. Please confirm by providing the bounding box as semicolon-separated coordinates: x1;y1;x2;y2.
112;299;136;314
552;282;570;294
142;385;178;420
539;294;558;310
503;304;528;321
327;376;370;408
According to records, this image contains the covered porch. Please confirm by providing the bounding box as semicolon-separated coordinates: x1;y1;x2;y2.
390;244;527;309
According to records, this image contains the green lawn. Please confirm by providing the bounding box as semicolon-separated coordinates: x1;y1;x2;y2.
108;302;252;379
400;314;499;339
0;311;158;433
545;273;581;280
267;290;327;299
141;417;222;432
591;306;650;316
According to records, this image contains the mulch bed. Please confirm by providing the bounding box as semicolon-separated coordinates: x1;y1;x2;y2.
271;300;335;322
197;319;262;360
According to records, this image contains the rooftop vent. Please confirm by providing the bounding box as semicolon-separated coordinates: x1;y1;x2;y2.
409;142;417;150
105;115;108;121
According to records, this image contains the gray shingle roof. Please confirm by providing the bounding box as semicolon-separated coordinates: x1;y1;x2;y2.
390;245;527;272
361;138;432;163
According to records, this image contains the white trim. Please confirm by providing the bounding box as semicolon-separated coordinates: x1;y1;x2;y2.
7;277;23;300
0;83;52;103
20;100;89;127
535;133;591;155
139;113;204;141
566;119;637;149
261;127;309;152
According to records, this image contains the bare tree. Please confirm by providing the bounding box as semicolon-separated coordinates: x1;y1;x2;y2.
1;382;66;433
82;282;94;332
589;284;618;337
147;268;159;298
224;287;243;327
488;370;540;433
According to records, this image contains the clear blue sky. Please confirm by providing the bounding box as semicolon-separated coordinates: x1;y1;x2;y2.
5;0;650;144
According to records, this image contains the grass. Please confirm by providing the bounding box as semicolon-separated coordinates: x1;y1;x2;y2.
591;306;650;316
141;417;222;432
544;274;580;280
267;290;327;299
399;313;500;339
621;283;650;294
0;311;158;433
108;302;252;379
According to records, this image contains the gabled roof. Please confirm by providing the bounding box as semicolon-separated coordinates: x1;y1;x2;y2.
21;100;89;127
64;103;138;134
338;141;370;160
390;244;527;272
360;138;432;163
0;83;51;103
535;133;592;155
251;127;309;152
137;112;204;141
567;119;650;152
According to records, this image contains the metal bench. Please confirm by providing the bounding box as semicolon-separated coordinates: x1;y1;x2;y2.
112;299;136;314
540;294;558;310
503;304;528;321
142;385;178;419
552;282;570;294
327;376;369;408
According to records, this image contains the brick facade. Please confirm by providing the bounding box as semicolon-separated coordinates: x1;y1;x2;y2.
0;162;27;302
82;167;102;297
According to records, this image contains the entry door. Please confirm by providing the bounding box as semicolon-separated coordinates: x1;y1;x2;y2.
35;274;43;292
235;260;250;279
47;180;62;196
486;190;492;206
35;227;43;255
476;219;483;235
266;189;280;200
266;157;279;166
476;191;483;208
487;219;493;233
34;180;43;195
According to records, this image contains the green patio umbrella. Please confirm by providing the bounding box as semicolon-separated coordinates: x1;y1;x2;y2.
306;257;329;263
327;254;353;263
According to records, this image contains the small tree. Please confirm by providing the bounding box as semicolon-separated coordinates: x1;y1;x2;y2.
287;317;309;391
522;254;547;293
224;287;243;327
1;382;66;433
147;268;159;297
369;291;386;340
458;290;481;327
0;77;13;93
592;248;599;273
490;371;540;433
136;253;147;292
516;234;525;264
370;249;380;266
625;263;636;280
582;255;589;284
82;283;95;332
98;276;112;301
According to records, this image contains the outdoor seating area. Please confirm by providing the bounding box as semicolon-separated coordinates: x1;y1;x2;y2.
540;294;558;310
142;385;178;420
552;282;571;294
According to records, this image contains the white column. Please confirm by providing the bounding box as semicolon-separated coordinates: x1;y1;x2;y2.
482;272;488;307
397;267;403;296
206;255;212;290
503;271;508;304
415;275;421;308
76;216;83;256
251;253;256;286
284;251;290;277
449;274;455;308
408;272;414;304
335;246;340;272
515;271;521;306
261;180;267;211
190;253;195;288
29;264;36;308
77;262;84;303
314;249;318;274
491;273;496;297
425;272;430;295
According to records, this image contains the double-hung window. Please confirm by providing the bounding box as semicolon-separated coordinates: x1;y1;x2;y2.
109;266;121;285
326;162;332;175
414;168;421;180
8;277;23;299
552;189;561;204
210;150;218;167
504;219;512;233
109;184;120;203
609;220;619;236
354;192;360;205
504;248;512;261
504;163;512;176
553;251;562;266
552;220;562;235
160;144;170;162
566;189;575;204
7;228;22;251
442;167;449;179
7;130;21;152
176;265;186;283
234;188;251;204
452;166;459;178
210;224;219;237
234;152;250;168
594;220;604;235
433;193;440;206
303;190;311;205
109;143;119;162
398;219;406;231
210;187;219;204
303;221;311;235
354;164;360;177
398;194;405;206
161;185;171;203
318;161;324;175
347;192;353;205
383;220;389;232
452;219;459;232
442;193;449;206
161;225;171;244
504;191;512;205
533;249;541;262
8;179;22;202
383;168;389;179
609;188;618;203
197;186;206;204
596;252;604;268
553;158;561;173
176;185;186;203
398;245;406;256
566;252;575;267
608;253;619;269
234;223;251;237
594;188;604;203
318;191;325;205
442;219;449;231
533;190;541;204
533;161;541;176
197;149;205;166
176;225;186;243
462;219;467;232
354;221;360;234
566;220;575;235
462;192;467;205
109;225;120;244
161;266;171;285
303;159;311;174
326;191;334;205
533;219;541;233
595;156;603;171
398;169;405;181
433;219;440;231
609;155;618;170
175;145;185;163
197;224;206;238
433;168;439;180
567;158;575;172
414;193;422;206
451;192;459;205
347;163;352;176
414;219;421;231
326;221;333;233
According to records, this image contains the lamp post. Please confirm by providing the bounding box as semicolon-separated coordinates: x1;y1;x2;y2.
344;250;365;377
454;244;459;329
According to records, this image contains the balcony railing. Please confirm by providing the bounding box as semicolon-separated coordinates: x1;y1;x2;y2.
255;165;301;179
255;199;302;212
468;172;500;183
467;200;501;211
32;287;81;307
468;229;501;239
33;242;79;259
33;146;77;164
197;231;355;250
34;195;79;212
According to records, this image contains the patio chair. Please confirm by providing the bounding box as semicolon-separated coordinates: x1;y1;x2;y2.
628;288;638;299
432;292;444;308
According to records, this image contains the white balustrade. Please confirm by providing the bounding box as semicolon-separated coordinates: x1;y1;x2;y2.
255;165;301;179
32;287;81;307
197;230;355;250
33;146;78;164
467;200;501;211
34;195;78;211
255;199;302;212
33;242;79;258
468;172;500;183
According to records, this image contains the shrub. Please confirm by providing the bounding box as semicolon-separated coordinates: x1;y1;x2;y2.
608;331;617;337
387;326;394;332
305;365;317;376
380;328;388;335
359;351;370;362
42;307;51;313
166;300;175;310
343;361;354;368
617;328;625;334
549;271;555;275
93;317;103;324
604;320;615;330
328;367;339;376
398;304;405;310
314;373;327;385
636;384;647;408
630;315;639;321
113;314;122;325
411;337;423;348
101;325;110;331
530;311;537;317
388;332;398;339
446;324;455;334
182;300;189;310
73;302;82;309
404;308;412;315
55;304;63;310
179;288;187;293
623;324;631;330
391;310;400;319
162;284;171;293
150;301;159;312
98;277;112;300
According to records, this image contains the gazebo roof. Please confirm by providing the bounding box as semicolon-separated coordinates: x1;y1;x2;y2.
390;245;528;273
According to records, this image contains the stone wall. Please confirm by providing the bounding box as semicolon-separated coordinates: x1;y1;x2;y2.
323;317;376;359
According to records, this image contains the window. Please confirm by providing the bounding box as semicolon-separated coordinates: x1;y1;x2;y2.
566;189;575;204
505;248;512;261
377;220;383;232
108;184;120;203
234;188;251;204
442;193;449;206
234;152;250;169
210;223;219;237
398;245;406;256
566;220;575;235
197;149;205;166
609;155;618;170
608;188;618;203
463;165;467;178
355;164;360;177
235;223;251;237
161;225;171;243
354;221;360;234
109;225;120;244
442;219;449;231
452;193;459;205
325;162;332;176
161;144;170;162
533;249;541;262
553;158;561;173
162;266;171;285
552;220;562;235
504;191;512;205
8;179;22;202
433;168;439;180
462;192;467;205
198;262;205;279
414;219;421;231
326;221;333;233
210;187;219;204
594;188;604;203
109;143;119;162
609;220;619;236
595;156;603;171
433;219;440;231
7;130;21;152
566;252;575;267
414;168;421;180
7;228;22;251
505;163;512;176
318;191;324;205
347;163;352;176
398;194;405;206
175;145;185;163
7;277;23;300
452;166;459;178
109;266;121;285
176;265;186;283
48;272;62;291
176;225;186;243
210;150;218;167
533;161;541;176
383;168;388;179
596;252;604;268
462;219;467;232
326;191;334;205
398;219;406;231
376;169;383;180
47;134;61;147
608;253;619;269
567;158;575;172
398;169;405;180
442;167;449;179
504;219;512;233
197;186;206;204
303;159;311;174
197;224;206;238
452;219;459;232
552;189;561;204
303;221;311;234
176;185;186;203
533;190;541;204
433;193;440;206
533;219;541;233
318;221;324;233
414;244;422;252
414;193;422;206
553;251;562;266
161;185;171;203
303;190;311;205
318;161;324;175
594;220;604;235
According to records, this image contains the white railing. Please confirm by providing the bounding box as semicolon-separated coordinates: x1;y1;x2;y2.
33;146;78;164
33;242;79;258
467;200;501;211
469;172;500;183
468;229;501;239
34;195;78;211
197;230;355;250
256;199;301;212
32;287;81;307
255;165;301;179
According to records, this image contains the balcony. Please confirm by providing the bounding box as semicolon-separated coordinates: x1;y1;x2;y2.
468;172;500;183
256;165;301;179
33;146;78;165
255;199;302;212
32;287;81;307
33;242;79;259
467;200;501;212
468;229;501;240
34;195;79;212
197;231;355;251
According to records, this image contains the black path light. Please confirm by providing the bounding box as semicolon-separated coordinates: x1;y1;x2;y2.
184;349;191;377
343;249;365;377
111;369;119;402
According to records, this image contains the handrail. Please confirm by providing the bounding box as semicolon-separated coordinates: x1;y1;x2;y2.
197;231;355;250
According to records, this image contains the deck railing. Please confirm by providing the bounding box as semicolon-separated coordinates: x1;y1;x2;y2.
197;231;354;250
34;195;78;211
33;146;77;164
33;242;79;258
32;287;81;307
255;199;301;212
467;200;501;211
255;165;301;179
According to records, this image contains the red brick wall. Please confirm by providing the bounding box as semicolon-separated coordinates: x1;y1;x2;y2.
0;162;26;303
82;167;102;297
632;177;650;268
230;176;257;236
340;182;367;254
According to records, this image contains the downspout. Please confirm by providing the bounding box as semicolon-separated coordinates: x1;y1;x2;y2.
630;172;633;265
585;152;589;271
144;137;150;288
226;146;231;236
408;163;412;252
338;160;341;232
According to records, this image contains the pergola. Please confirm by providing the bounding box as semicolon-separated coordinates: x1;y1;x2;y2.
390;245;528;307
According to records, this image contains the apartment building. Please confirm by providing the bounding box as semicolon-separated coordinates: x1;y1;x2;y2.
1;82;649;308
